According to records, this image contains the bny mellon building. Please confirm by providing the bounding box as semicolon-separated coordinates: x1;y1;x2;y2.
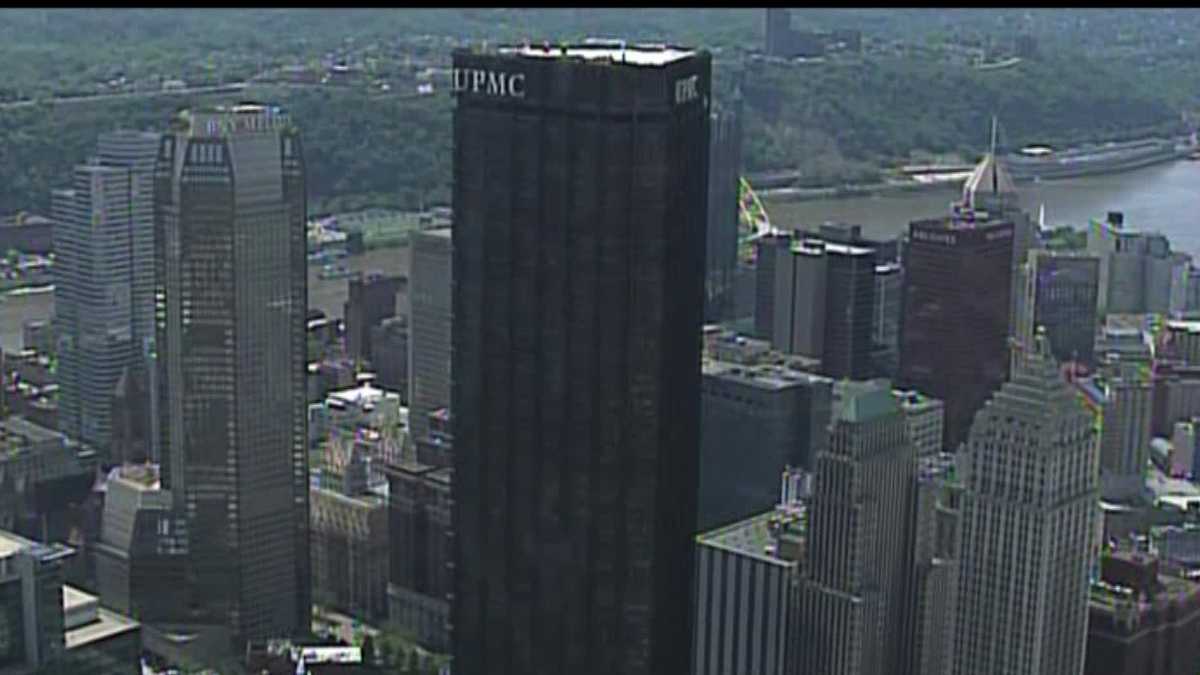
953;329;1099;675
153;104;310;648
450;43;710;675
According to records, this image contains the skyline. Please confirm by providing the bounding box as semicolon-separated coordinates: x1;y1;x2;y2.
3;11;1200;675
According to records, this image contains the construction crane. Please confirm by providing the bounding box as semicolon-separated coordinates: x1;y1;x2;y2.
737;176;778;263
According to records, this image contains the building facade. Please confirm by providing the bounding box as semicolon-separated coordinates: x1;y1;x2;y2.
407;228;452;456
0;416;94;544
1085;551;1200;675
705;97;743;323
1;529;140;675
1023;250;1101;365
343;272;401;366
451;43;710;675
771;238;875;379
153;104;310;647
954;333;1099;675
909;453;962;675
798;380;916;675
1075;362;1154;501
310;466;389;621
54;132;159;464
369;315;409;398
693;468;808;675
1088;212;1189;316
873;262;903;379
900;215;1014;451
754;233;793;340
895;388;945;458
386;461;453;652
699;361;831;530
93;464;188;625
53;166;138;461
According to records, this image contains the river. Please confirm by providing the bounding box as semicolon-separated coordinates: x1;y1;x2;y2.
3;159;1198;351
0;246;408;352
764;159;1200;254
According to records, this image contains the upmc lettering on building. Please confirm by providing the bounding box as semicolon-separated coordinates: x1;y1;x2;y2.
451;68;527;98
451;43;710;114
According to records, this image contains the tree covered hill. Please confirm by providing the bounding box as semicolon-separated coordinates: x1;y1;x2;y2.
1;9;1199;212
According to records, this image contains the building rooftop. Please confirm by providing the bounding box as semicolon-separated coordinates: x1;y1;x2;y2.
697;507;807;565
498;40;696;66
1167;320;1200;334
833;379;900;423
415;226;452;240
0;530;29;558
1;415;67;446
962;152;1018;207
703;360;831;391
325;381;401;410
893;388;943;412
64;585;139;649
116;462;161;490
791;238;874;257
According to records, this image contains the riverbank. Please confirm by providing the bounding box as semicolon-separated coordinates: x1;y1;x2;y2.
755;133;1195;203
761;159;1200;253
760;175;966;203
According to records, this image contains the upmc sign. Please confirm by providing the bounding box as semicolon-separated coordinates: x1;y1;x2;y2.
452;68;527;99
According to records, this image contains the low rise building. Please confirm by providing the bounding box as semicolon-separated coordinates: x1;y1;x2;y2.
1085;551;1200;675
309;376;407;487
700;360;831;531
93;464;187;624
0;416;95;543
693;467;809;675
0;529;140;675
310;443;389;622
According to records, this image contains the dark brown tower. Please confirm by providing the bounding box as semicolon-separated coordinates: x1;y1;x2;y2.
451;43;711;675
899;215;1014;451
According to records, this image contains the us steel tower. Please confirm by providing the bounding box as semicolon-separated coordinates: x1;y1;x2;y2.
450;42;711;675
153;104;310;648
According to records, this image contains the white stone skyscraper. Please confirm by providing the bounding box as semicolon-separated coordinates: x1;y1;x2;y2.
799;379;916;675
953;329;1099;675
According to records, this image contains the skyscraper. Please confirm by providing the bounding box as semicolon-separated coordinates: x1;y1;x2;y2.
900;215;1014;451
953;331;1098;675
451;43;710;675
798;379;916;675
153;104;310;647
53;166;138;460
54;131;159;462
1020;250;1100;365
705;96;743;323
407;228;453;454
771;238;875;379
754;232;792;340
96;130;161;354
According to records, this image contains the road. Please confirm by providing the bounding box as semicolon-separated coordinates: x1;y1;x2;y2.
0;82;251;111
0;77;434;111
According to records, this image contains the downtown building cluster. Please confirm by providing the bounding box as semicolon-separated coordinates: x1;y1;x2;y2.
9;29;1200;675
